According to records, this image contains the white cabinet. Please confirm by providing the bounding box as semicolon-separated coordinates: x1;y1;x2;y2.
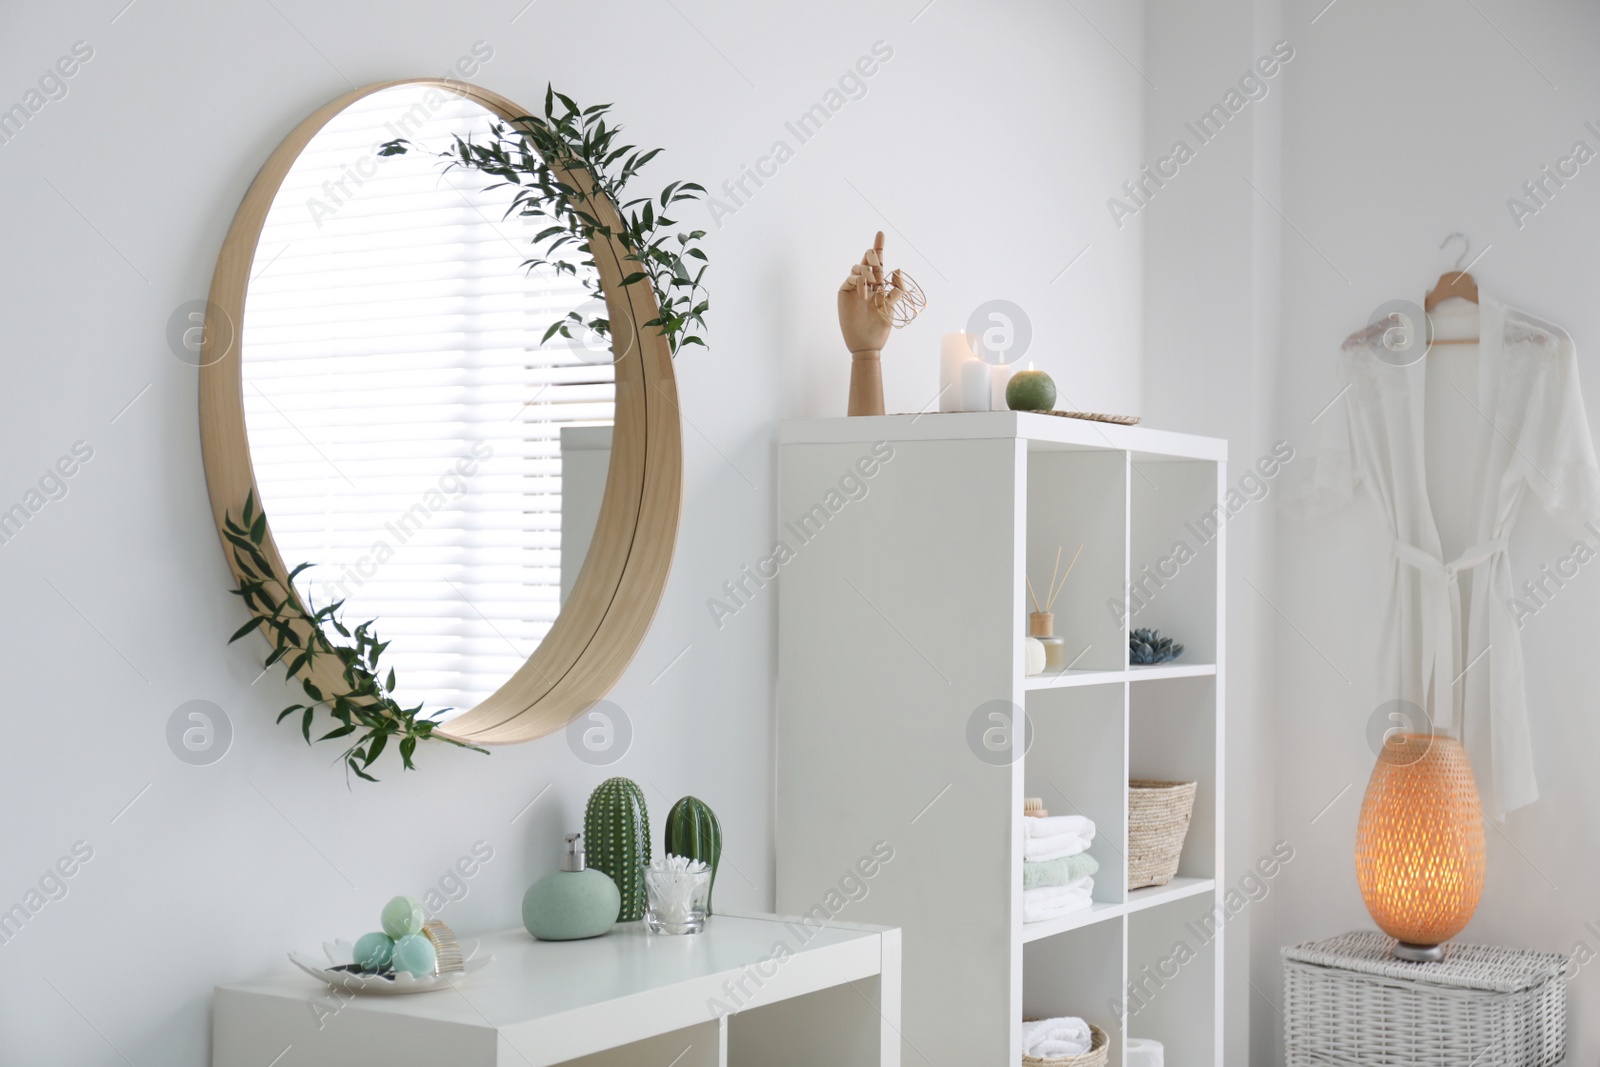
776;412;1226;1066
214;915;900;1066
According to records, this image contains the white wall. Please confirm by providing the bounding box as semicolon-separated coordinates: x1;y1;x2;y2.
1271;1;1600;1063
1139;0;1284;1062
0;1;1146;1063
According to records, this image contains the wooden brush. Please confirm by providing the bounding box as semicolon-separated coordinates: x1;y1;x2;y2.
422;919;464;975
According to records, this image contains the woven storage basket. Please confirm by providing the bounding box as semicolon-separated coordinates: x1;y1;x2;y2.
1021;1022;1108;1067
1282;931;1566;1067
1127;779;1196;889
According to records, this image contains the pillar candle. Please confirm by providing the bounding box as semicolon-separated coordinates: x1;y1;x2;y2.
959;357;991;412
990;363;1014;410
939;333;979;412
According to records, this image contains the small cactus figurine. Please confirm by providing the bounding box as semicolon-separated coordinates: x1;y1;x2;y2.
664;796;723;914
584;778;651;922
1129;628;1185;665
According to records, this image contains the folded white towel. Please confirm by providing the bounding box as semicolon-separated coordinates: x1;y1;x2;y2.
1021;1016;1092;1058
1026;876;1092;899
1033;1039;1092;1058
1022;878;1094;922
1021;814;1095;840
1024;832;1092;862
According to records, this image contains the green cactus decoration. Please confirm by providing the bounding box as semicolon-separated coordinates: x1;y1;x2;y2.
664;796;723;914
584;777;651;922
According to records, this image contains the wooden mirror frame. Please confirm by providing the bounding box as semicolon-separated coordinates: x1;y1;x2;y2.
198;78;682;746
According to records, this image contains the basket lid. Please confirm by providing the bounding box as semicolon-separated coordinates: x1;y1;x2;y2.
1282;930;1565;993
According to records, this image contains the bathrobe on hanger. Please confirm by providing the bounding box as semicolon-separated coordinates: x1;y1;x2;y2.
1302;295;1600;819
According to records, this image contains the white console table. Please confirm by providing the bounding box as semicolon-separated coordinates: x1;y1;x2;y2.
214;914;900;1067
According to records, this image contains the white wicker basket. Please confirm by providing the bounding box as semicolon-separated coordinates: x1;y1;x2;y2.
1282;931;1566;1067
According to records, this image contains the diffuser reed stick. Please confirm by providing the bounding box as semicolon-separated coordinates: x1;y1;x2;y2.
1027;544;1084;614
1047;544;1083;611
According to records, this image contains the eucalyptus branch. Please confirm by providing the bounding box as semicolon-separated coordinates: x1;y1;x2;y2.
224;491;487;783
380;84;709;355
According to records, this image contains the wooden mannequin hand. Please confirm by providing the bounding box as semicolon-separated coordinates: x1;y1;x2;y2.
837;230;908;358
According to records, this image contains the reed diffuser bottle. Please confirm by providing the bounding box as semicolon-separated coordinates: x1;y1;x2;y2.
1027;545;1081;673
1029;611;1066;672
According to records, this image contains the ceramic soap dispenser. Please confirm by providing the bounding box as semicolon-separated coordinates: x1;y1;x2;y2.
522;832;621;941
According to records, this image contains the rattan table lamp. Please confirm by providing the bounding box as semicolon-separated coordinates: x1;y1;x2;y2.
1354;732;1486;962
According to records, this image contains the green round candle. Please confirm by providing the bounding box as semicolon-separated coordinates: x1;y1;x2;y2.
1006;367;1056;412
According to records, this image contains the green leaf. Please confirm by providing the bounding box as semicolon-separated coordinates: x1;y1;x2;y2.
301;707;314;744
228;616;265;643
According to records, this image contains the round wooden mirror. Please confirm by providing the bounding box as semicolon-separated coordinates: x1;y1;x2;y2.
199;79;681;747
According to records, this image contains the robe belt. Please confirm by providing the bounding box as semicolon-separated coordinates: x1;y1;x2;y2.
1392;537;1508;729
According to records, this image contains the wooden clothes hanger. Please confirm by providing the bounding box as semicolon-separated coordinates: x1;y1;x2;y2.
1425;232;1479;346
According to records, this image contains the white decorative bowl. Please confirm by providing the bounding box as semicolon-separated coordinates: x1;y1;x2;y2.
288;937;493;996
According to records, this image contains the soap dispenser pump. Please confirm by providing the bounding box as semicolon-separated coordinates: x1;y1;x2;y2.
522;833;622;941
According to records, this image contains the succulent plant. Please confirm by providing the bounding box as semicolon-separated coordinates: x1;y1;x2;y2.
664;796;723;914
584;778;651;922
1130;628;1184;665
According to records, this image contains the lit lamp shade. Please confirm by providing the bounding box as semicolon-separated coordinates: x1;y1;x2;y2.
1354;733;1485;962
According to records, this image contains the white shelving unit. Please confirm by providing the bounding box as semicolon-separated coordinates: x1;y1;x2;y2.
775;412;1226;1067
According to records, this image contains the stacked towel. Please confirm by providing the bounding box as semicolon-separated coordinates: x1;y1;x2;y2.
1021;816;1096;923
1022;875;1093;922
1023;853;1099;890
1021;1016;1092;1059
1022;815;1095;862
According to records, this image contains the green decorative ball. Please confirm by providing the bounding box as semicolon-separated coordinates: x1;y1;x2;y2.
390;932;436;977
380;896;424;939
1006;369;1057;412
352;931;394;971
